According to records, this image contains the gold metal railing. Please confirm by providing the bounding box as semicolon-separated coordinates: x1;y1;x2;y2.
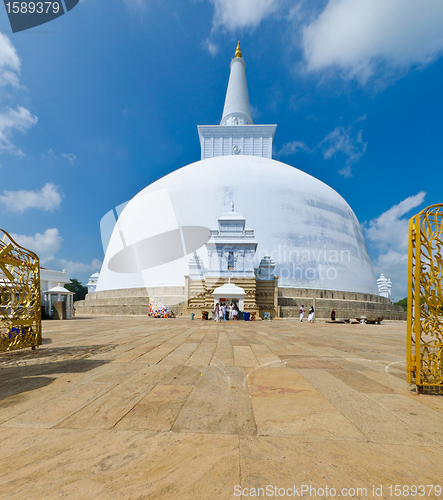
0;229;41;352
407;204;443;393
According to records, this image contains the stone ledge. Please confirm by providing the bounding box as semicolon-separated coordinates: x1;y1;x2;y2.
278;287;392;304
75;305;151;316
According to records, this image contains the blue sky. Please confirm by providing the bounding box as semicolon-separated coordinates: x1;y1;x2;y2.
0;0;442;300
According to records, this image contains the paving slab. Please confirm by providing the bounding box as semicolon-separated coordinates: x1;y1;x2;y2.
185;342;217;366
0;428;240;500
115;385;194;432
56;364;173;430
1;317;442;500
248;367;366;440
172;366;256;435
240;436;443;499
299;368;439;446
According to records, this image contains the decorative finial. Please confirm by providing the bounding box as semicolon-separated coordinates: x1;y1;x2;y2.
231;200;235;212
234;41;242;58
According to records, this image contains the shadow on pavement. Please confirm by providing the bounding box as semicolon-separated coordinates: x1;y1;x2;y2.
0;344;115;401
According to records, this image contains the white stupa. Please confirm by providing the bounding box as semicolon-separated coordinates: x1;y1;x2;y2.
377;273;392;299
87;271;100;294
97;42;377;295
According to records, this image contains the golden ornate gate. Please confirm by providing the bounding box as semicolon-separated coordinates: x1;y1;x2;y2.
407;204;443;393
0;229;42;352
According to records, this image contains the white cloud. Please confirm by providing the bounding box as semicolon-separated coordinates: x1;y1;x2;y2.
203;38;219;57
41;148;57;160
41;150;77;165
0;182;62;213
364;191;426;299
0;36;36;155
321;127;365;161
124;0;147;10
49;258;102;275
209;0;280;30
365;191;426;253
10;228;102;278
0;33;21;88
250;104;261;122
277;140;310;157
337;165;352;179
319;120;367;177
277;116;367;176
61;153;77;165
10;228;63;263
302;0;443;86
0;106;38;156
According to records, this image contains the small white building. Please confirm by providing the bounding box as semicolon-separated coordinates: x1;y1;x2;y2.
87;272;100;293
40;268;70;306
44;283;75;319
213;281;246;310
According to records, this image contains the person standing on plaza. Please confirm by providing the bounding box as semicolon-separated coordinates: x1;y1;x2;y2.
331;309;336;321
229;303;234;320
308;306;315;322
299;305;304;322
219;303;224;322
214;303;219;322
233;303;239;320
223;303;227;322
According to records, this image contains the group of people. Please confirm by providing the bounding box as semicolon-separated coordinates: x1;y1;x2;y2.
299;305;315;322
298;306;338;322
214;302;239;322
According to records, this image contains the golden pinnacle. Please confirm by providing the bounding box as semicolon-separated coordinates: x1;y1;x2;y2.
234;40;242;58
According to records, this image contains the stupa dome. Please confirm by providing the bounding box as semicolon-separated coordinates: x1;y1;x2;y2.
96;42;377;296
97;154;376;294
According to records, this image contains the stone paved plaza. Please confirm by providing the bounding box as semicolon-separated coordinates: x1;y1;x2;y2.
1;317;443;499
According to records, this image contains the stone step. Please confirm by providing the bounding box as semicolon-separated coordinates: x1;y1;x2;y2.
75;304;151;316
80;297;151;307
278;287;392;304
152;296;185;307
314;298;404;311
76;289;186;317
87;288;148;300
279;297;314;307
87;286;185;300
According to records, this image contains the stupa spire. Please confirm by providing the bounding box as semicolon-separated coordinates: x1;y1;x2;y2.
220;41;253;126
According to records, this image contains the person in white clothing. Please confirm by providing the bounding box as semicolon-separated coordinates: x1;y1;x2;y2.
233;304;239;320
219;303;224;322
308;306;315;322
299;305;304;322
